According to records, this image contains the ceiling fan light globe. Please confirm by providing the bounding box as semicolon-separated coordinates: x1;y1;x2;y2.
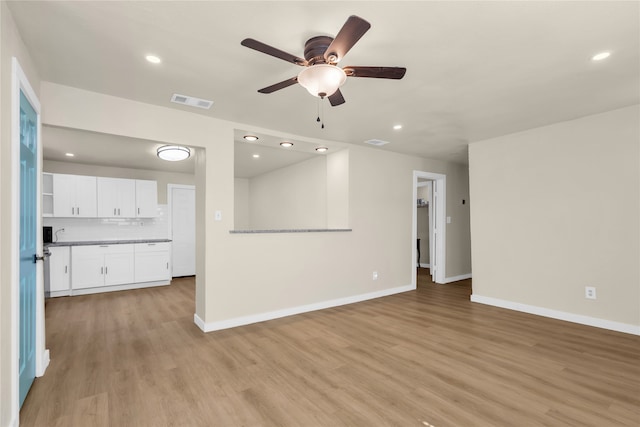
297;64;346;98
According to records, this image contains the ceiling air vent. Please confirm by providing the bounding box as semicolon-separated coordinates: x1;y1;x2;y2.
364;139;391;147
171;93;213;110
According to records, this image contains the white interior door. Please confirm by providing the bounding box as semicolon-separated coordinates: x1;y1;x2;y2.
169;185;196;277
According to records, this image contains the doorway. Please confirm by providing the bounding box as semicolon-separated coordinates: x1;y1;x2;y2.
412;171;446;287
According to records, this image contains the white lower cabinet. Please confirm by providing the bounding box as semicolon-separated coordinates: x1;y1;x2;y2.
134;242;171;283
71;244;135;290
47;246;70;296
66;242;171;295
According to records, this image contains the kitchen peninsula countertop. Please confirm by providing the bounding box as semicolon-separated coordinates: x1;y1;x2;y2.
46;239;171;247
229;229;352;234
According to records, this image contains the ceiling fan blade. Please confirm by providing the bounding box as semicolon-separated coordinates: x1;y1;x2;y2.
324;16;371;63
328;89;345;106
257;77;299;94
343;66;407;79
241;38;307;66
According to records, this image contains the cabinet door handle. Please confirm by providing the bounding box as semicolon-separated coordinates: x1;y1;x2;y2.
148;243;156;246
105;267;108;275
138;207;140;215
64;265;67;274
101;267;104;275
118;208;121;216
114;208;116;215
78;207;80;215
72;207;75;215
166;262;169;269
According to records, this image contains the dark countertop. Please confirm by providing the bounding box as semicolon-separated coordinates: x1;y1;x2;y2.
229;229;352;234
46;239;172;247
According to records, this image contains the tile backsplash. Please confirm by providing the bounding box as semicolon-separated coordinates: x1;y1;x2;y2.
44;205;169;242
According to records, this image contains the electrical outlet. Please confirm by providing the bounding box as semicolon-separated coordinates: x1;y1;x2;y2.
372;271;378;280
585;286;596;300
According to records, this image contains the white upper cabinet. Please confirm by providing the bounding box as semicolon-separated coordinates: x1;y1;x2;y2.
97;177;136;218
48;173;157;218
52;173;97;217
135;179;158;217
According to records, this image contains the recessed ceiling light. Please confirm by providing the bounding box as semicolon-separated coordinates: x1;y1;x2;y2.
65;152;75;157
591;51;611;61
244;135;259;142
315;147;328;153
145;54;161;64
280;142;294;148
252;154;260;158
393;124;402;130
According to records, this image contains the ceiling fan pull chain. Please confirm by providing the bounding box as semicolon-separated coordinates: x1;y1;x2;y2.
316;97;321;123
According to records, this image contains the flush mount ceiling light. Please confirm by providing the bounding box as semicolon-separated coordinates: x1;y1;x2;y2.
297;64;347;98
157;145;190;161
145;54;161;64
591;51;611;61
280;141;294;148
243;135;259;142
252;154;260;158
393;124;402;130
315;146;329;153
65;152;75;157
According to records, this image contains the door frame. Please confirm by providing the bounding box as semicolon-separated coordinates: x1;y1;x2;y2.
11;57;49;420
412;170;446;286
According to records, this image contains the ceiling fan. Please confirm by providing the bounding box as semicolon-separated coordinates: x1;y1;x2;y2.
241;15;406;106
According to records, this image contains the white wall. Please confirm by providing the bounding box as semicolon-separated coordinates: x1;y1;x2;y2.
469;105;640;331
249;155;327;229
234;178;250;229
234;148;349;231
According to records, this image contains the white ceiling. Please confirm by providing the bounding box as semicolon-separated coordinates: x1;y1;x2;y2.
9;1;640;171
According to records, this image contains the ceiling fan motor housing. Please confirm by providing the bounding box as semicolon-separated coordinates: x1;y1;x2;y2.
304;36;335;65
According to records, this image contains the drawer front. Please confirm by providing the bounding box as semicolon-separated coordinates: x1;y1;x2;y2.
73;243;135;255
134;242;171;253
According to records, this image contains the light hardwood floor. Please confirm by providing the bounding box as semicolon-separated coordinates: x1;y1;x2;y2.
20;270;640;426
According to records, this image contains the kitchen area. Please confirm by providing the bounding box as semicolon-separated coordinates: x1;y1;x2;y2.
41;126;197;298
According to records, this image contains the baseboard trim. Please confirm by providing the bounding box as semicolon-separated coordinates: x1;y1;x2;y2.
470;294;640;336
419;263;431;268
193;313;206;332
195;284;415;333
444;273;472;283
71;280;170;296
37;349;50;377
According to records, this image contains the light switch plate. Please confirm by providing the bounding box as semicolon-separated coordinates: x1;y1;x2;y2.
214;210;222;221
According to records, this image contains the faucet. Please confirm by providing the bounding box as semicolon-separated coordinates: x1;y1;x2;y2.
54;228;65;243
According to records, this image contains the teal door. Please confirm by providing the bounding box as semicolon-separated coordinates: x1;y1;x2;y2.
19;89;38;407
